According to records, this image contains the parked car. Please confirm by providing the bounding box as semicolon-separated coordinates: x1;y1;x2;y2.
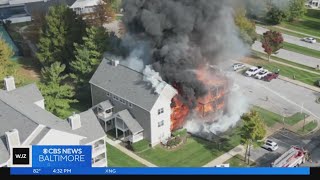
232;63;245;71
255;69;269;80
302;37;317;43
245;66;263;77
262;139;278;151
264;72;279;82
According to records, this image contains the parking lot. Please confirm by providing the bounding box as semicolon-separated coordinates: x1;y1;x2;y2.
249;129;306;167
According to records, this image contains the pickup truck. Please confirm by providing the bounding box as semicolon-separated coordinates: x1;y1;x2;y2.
245;66;263;77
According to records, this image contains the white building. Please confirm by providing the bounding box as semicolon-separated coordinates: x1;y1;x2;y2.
0;76;107;167
70;0;101;15
307;0;320;8
90;58;178;147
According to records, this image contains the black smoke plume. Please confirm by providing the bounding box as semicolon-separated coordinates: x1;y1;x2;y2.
122;0;247;108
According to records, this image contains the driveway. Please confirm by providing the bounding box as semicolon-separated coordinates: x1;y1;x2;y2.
252;41;320;68
256;26;320;51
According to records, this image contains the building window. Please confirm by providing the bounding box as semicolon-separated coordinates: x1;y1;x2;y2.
158;108;164;115
128;103;133;108
158;120;164;127
113;95;119;101
119;98;126;105
106;92;110;97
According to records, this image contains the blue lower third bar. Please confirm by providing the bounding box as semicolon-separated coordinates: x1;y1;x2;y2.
11;167;310;175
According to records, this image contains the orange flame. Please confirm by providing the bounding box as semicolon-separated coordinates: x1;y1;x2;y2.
170;96;190;131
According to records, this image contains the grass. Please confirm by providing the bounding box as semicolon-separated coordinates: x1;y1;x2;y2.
298;121;318;135
136;129;242;167
257;9;320;40
106;143;146;167
253;51;320;73
224;154;256;167
253;106;282;127
253;106;308;127
244;55;320;87
172;128;188;137
131;139;150;153
282;42;320;59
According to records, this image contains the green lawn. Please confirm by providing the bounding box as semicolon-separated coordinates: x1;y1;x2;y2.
131;139;150;152
253;106;308;127
224;154;256;167
253;106;282;127
282;42;320;59
298;121;318;135
107;143;145;167
253;51;320;73
245;56;320;87
137;131;242;167
280;9;320;38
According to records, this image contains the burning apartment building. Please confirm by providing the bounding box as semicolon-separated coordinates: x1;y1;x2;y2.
89;0;249;146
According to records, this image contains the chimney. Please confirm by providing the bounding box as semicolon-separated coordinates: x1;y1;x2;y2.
5;129;20;153
4;76;16;91
68;112;82;130
111;60;119;67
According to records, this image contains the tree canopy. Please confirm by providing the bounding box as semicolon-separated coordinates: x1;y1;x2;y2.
288;0;306;21
240;110;267;164
84;0;115;27
261;30;284;61
266;5;288;24
70;27;110;89
234;8;258;46
36;5;86;69
39;62;77;119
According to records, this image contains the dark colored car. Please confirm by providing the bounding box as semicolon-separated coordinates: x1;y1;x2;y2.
264;72;279;82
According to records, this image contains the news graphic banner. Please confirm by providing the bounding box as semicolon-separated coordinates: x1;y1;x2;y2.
31;145;92;168
10;167;310;175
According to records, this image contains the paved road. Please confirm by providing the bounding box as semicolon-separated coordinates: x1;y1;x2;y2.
256;26;320;51
252;41;320;68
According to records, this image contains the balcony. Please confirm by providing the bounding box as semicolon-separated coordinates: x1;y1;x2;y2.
92;158;107;167
92;145;106;158
97;112;113;121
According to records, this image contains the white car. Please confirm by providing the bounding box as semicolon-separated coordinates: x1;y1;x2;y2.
262;140;278;151
255;70;269;80
232;63;245;71
302;37;316;43
245;66;263;77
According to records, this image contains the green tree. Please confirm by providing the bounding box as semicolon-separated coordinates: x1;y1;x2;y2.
36;5;86;69
105;0;122;13
266;5;288;24
70;27;110;89
240;110;267;164
0;38;15;89
234;8;258;46
288;0;306;21
39;62;77;119
261;30;284;61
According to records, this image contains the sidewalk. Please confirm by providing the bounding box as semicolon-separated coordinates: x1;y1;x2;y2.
274;26;320;40
105;137;158;167
203;145;245;167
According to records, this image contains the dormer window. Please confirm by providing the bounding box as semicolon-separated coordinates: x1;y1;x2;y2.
113;95;119;101
105;109;112;113
106;92;110;97
128;103;133;108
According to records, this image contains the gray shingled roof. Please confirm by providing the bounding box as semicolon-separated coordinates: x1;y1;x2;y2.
117;109;143;134
90;59;160;111
0;136;10;165
8;83;44;104
0;83;106;164
98;100;113;110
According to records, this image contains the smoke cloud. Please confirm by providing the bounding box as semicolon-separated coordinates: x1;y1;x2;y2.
122;0;248;107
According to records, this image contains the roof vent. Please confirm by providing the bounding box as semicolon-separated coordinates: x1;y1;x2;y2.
4;76;16;91
5;129;20;153
111;60;119;67
68;112;82;130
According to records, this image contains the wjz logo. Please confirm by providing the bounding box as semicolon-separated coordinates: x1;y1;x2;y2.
12;148;30;165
